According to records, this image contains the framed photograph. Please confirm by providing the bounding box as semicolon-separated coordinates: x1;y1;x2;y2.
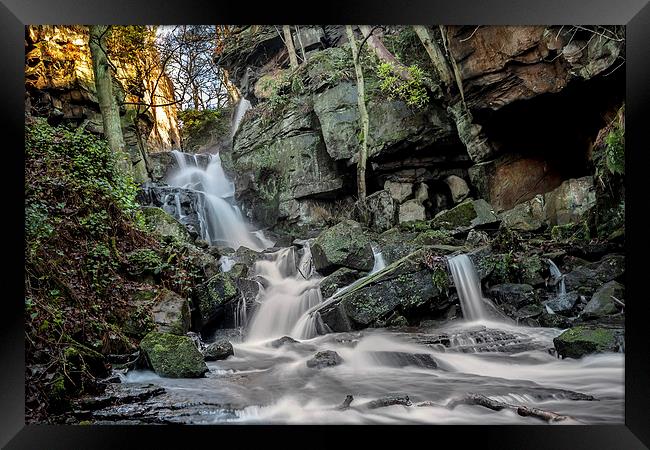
3;0;649;448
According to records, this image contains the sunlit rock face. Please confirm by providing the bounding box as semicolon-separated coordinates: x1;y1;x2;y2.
25;26;181;164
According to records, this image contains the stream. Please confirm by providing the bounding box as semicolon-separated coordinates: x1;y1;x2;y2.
104;143;624;425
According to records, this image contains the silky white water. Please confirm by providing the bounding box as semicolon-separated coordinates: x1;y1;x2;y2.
447;254;493;321
166;150;272;251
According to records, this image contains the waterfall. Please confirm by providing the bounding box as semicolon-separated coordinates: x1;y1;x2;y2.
245;245;323;341
165;150;273;251
370;244;386;274
547;259;566;296
232;98;252;136
447;254;492;321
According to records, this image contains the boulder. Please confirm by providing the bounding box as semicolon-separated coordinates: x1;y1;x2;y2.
553;326;619;359
431;199;499;231
269;336;299;348
306;350;343;369
151;290;191;336
488;284;536;309
312;82;361;161
398;200;426;223
366;190;397;232
465;229;490;247
140;332;208;378
414;183;429;205
320;248;449;330
311;220;375;274
544;292;580;316
140;206;192;243
320;267;362;299
384;181;413;203
195;273;239;328
444;175;470;204
563;254;624;296
203;339;234;361
582;281;624;318
500;195;546;231
543;177;596;226
367;352;437;369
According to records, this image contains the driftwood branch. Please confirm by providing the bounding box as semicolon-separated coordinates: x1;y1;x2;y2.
447;393;571;423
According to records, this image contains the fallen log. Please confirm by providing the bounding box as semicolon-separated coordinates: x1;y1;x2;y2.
447;393;572;423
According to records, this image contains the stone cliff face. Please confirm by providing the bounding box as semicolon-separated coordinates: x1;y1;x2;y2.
25;25;181;181
220;25;624;232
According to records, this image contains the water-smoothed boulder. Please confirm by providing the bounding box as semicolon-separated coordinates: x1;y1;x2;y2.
311;220;375;274
195;273;239;328
488;284;536;309
151;289;191;336
306;350;343;369
444;175;471;204
543;176;596;226
384;180;413;203
500;195;546;231
544;292;580;316
203;339;234;361
319;248;449;331
582;281;624;318
563;254;624;296
141;206;192;243
140;332;208;378
431;199;499;231
553;326;620;359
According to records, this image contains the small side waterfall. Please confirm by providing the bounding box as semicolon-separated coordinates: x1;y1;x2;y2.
232;98;252;136
370;244;386;274
165;150;273;251
447;254;492;321
547;259;566;295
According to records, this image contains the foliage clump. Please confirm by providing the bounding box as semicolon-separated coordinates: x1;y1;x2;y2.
377;62;430;108
24;118;199;422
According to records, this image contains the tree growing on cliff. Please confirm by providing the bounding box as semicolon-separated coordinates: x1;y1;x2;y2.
282;25;300;70
88;25;131;175
346;25;370;205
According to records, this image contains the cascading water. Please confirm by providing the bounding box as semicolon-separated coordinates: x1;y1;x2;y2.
447;254;492;321
232;98;252;136
548;259;566;295
165;150;273;251
370;244;386;274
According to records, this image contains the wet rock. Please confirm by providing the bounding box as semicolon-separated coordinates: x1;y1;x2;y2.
563;254;624;296
320;267;362;299
234;246;264;268
337;395;354;410
431;199;499;231
203;339;234;361
465;229;490;247
553;326;620;359
538;312;572;329
195;273;239;328
398;199;426;223
582;281;624;318
311;220;375;274
77;383;166;411
269;336;299;348
488;284;535;309
363;395;412;409
320;248;448;330
444;175;470;204
368;351;437;369
384;180;413;203
140;206;192;243
544;292;580;316
151;289;191;336
140;332;208;378
514;303;544;321
366;190;397;232
306;350;343;369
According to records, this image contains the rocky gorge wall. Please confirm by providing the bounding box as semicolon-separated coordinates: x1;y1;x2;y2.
25;25;182;182
215;25;624;237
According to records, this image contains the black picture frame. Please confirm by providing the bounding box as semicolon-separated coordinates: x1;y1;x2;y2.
3;1;649;448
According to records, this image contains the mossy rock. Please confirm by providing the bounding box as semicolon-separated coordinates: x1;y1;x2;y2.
151;289;191;336
431;199;498;231
141;206;192;243
551;222;590;242
311;220;374;274
140;332;208;378
553;326;618;359
195;273;239;327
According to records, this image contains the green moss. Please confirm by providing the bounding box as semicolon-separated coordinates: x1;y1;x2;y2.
376;62;431;108
551;222;590;242
126;248;165;276
553;326;617;359
399;220;432;232
604;126;625;176
412;229;453;245
431;267;449;292
140;332;208;378
431;200;477;230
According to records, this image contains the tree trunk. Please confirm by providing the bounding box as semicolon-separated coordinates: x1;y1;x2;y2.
346;25;369;203
412;26;453;88
439;26;467;106
296;25;307;63
88;25;130;175
283;25;299;70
